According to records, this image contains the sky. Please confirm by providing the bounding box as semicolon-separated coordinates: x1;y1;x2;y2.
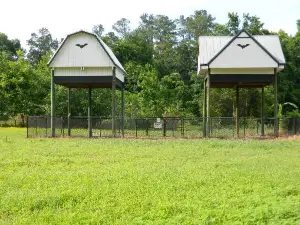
1;0;299;48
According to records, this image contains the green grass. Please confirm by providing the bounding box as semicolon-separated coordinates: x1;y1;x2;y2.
1;128;300;224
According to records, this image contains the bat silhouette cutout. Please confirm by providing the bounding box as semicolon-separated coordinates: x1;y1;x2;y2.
237;44;250;49
75;43;88;48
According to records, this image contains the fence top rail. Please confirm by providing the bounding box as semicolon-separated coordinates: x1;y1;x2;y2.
27;116;300;120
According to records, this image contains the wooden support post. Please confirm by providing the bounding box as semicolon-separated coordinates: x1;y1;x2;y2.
274;69;278;137
121;83;125;137
236;86;239;137
51;69;55;137
203;78;207;137
88;88;92;138
68;87;71;136
206;72;210;137
112;67;116;137
261;86;265;136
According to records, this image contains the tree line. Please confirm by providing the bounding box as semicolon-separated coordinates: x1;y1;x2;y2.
0;11;300;122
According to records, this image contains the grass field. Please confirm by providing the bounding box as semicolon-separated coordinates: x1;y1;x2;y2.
1;128;300;224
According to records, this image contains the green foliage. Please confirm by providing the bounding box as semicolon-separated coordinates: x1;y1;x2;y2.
92;24;104;37
0;33;21;60
0;50;35;116
160;73;186;116
26;28;58;64
112;18;131;38
278;102;298;117
1;128;300;224
0;11;300;120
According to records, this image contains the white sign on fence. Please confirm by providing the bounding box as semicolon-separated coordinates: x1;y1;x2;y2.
154;118;162;129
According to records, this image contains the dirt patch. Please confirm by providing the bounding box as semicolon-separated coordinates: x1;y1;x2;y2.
273;135;300;141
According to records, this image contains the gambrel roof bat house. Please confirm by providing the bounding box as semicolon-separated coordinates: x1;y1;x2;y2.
48;30;126;88
198;29;285;87
48;30;125;138
197;29;285;137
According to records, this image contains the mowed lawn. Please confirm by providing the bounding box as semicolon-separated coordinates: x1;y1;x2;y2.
1;128;300;224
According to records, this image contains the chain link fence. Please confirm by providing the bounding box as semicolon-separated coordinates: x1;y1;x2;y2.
26;116;300;138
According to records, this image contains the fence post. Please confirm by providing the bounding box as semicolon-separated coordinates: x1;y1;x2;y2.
243;117;246;138
35;117;38;136
26;116;29;138
118;117;121;136
232;117;235;137
135;118;138;138
61;117;64;137
181;118;184;137
99;117;102;137
45;117;47;137
146;118;149;136
293;118;296;135
210;117;212;136
163;118;166;137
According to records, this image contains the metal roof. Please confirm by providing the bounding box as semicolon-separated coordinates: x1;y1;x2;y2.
198;30;285;72
48;30;126;74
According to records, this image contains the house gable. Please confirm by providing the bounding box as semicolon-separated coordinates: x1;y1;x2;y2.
49;32;115;68
209;30;279;68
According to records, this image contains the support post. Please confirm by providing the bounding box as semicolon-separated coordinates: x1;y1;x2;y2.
203;78;207;137
261;86;265;136
236;86;239;137
112;67;116;137
121;83;125;137
26;116;29;138
206;72;210;137
51;69;55;137
274;69;278;137
88;88;92;138
68;87;71;136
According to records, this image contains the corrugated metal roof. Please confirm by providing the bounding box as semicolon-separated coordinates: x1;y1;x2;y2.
254;35;285;64
198;33;285;69
198;36;231;65
48;30;126;74
97;36;125;72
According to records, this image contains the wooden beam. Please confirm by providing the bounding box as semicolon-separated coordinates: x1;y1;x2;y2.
121;83;125;137
51;69;55;137
274;69;278;137
236;86;239;137
261;86;265;136
68;87;71;136
112;67;116;137
206;71;210;137
203;78;207;137
88;88;92;138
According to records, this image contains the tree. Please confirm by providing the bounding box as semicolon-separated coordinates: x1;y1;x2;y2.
227;12;240;35
0;33;22;60
108;29;153;66
185;10;216;40
92;24;104;37
0;51;10;118
151;15;178;78
213;24;230;35
26;28;58;64
0;50;35;117
137;64;162;116
160;73;186;116
112;18;131;38
139;13;155;44
102;32;119;47
242;13;265;35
